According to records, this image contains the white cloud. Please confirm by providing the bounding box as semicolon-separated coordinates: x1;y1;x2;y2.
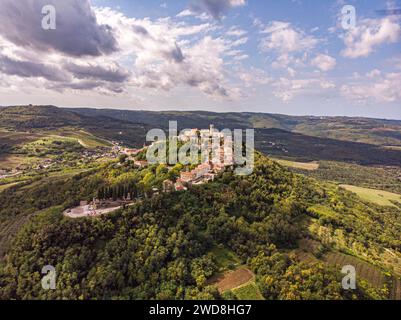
238;67;271;87
341;72;401;103
0;3;245;100
366;69;381;78
226;26;247;37
259;21;319;54
98;7;248;99
389;56;401;70
272;77;335;102
311;54;337;71
177;9;195;17
341;17;401;58
185;0;247;20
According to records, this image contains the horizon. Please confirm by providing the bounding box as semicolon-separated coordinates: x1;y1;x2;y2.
2;104;401;121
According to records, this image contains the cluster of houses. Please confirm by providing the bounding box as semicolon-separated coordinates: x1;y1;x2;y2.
0;169;22;179
163;125;235;192
111;125;235;194
64;125;237;218
165;161;227;192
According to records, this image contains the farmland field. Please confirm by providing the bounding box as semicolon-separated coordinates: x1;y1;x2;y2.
0;182;20;192
209;268;255;293
232;282;264;300
50;130;112;148
323;252;387;289
383;146;401;151
273;158;320;171
293;239;401;299
0;154;42;170
340;185;401;207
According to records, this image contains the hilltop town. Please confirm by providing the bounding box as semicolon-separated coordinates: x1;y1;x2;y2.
64;125;235;218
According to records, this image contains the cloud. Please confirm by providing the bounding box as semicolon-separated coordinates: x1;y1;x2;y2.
186;0;246;20
366;69;381;78
311;54;337;71
50;80;125;94
257;21;319;71
238;67;271;87
0;54;69;82
0;3;244;99
129;35;240;99
272;77;335;102
341;72;401;103
341;17;401;58
64;62;131;83
226;26;247;37
259;21;319;54
95;7;243;99
0;0;117;57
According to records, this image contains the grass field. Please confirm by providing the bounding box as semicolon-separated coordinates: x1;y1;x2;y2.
0;182;21;192
340;185;401;207
383;146;401;151
0;154;43;170
51;130;112;148
232;282;264;300
210;246;241;271
273;158;320;171
0;130;43;145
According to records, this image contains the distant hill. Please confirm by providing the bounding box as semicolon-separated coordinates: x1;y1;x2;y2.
2;105;401;166
70;108;401;146
0;105;83;129
0;105;152;148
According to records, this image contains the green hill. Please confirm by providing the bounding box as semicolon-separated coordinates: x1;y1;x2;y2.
1;105;401;300
0;153;400;300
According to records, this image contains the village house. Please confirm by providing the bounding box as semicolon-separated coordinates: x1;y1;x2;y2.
193;163;211;178
123;148;142;156
179;128;199;142
163;179;174;193
174;179;187;191
180;171;196;183
134;160;148;168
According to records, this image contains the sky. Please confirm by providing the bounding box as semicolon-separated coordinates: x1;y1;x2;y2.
0;0;400;119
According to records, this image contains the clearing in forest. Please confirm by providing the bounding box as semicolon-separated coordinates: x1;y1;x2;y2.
232;281;264;300
273;158;320;171
340;185;401;207
210;246;241;272
209;267;255;293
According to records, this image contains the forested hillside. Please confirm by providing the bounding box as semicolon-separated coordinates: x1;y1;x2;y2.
1;105;401;300
0;154;399;300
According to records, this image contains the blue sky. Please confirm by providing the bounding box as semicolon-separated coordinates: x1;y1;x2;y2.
0;0;400;119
